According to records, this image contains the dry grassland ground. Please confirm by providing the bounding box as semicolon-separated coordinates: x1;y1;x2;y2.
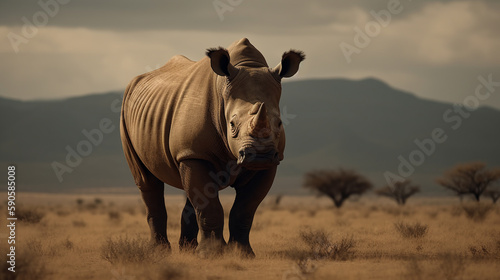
1;193;499;280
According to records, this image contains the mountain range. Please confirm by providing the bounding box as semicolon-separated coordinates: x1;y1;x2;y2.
1;78;499;195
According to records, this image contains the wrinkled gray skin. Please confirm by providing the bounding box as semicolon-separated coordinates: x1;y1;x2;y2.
120;38;304;257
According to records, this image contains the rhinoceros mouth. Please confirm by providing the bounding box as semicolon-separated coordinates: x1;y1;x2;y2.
237;146;280;170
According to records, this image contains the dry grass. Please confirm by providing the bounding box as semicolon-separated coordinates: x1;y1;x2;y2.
1;194;499;280
300;229;355;260
1;250;51;280
100;235;166;264
16;208;45;224
394;221;429;238
461;203;493;222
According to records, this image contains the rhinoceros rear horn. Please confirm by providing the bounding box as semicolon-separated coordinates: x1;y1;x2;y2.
206;47;238;78
250;103;271;138
272;50;305;79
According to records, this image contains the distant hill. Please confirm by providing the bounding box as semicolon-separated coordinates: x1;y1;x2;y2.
1;78;499;195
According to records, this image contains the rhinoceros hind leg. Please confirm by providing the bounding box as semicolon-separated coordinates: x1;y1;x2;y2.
140;180;170;249
179;197;199;251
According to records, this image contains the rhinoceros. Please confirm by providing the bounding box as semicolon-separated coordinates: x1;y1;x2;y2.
120;38;304;257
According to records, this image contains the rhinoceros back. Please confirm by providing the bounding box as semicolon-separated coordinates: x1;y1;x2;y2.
120;55;228;190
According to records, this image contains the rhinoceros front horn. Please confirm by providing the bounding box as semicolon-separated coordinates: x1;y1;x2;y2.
249;103;271;138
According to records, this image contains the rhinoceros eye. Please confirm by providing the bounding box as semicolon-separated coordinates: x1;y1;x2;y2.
230;115;239;137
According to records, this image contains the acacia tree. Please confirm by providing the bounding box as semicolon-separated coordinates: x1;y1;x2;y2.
484;187;500;204
303;169;373;208
436;162;500;202
375;180;420;205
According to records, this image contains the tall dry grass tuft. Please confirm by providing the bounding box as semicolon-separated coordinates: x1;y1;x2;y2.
108;210;122;223
101;235;166;264
1;244;51;280
300;229;355;261
16;208;45;224
468;240;500;260
282;257;318;280
394;221;428;238
1;255;50;280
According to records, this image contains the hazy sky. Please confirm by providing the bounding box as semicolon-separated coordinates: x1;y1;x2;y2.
1;0;499;109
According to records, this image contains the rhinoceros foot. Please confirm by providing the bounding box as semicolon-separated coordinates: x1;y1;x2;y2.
179;237;198;253
195;233;226;259
226;242;256;259
151;240;172;253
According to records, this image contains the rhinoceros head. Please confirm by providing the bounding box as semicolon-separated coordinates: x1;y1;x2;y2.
206;43;304;170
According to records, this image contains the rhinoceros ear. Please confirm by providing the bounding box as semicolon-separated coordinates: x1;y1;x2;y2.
206;47;238;78
272;50;305;78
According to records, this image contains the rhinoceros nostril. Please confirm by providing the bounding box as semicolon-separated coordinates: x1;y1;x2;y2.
239;150;245;158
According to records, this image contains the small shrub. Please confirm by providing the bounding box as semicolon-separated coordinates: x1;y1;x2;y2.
439;253;466;280
123;206;136;216
17;208;45;224
282;257;318;280
26;239;57;257
85;203;98;211
469;241;500;260
63;237;74;250
108;210;122;222
394;221;428;238
295;257;318;276
450;206;463;217
55;209;71;217
461;203;492;222
307;209;317;217
76;198;84;206
426;211;438;219
72;219;87;227
469;245;491;259
1;249;50;280
101;236;165;264
300;229;355;261
272;194;283;209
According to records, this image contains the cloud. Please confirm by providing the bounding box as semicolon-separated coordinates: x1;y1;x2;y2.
0;27;317;99
331;0;500;108
382;1;500;66
0;0;499;110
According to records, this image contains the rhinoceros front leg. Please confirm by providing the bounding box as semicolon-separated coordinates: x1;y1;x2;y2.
140;182;170;248
179;197;199;251
229;167;277;257
179;160;226;257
